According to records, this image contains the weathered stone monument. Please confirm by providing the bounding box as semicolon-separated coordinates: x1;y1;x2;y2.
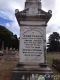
11;0;53;80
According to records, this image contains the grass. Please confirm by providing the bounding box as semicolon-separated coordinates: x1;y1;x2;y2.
47;52;60;66
0;55;18;80
46;52;60;74
0;52;60;80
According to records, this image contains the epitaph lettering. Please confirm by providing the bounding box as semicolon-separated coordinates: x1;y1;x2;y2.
20;26;45;63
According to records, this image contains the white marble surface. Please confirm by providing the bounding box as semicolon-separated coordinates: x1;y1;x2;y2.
19;25;46;63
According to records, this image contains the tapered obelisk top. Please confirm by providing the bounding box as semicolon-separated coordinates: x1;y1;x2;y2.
25;0;41;9
15;0;52;22
26;0;41;2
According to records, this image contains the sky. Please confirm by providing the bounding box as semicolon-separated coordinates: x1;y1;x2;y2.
0;0;60;40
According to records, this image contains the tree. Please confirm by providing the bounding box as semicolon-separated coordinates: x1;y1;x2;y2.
12;34;19;49
0;25;19;50
47;32;60;52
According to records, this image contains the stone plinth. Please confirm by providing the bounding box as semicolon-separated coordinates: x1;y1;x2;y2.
11;64;53;80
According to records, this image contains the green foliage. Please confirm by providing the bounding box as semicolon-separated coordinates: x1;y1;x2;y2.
47;32;60;52
0;25;19;49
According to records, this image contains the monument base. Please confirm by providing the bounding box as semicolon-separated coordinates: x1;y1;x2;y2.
11;63;53;80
